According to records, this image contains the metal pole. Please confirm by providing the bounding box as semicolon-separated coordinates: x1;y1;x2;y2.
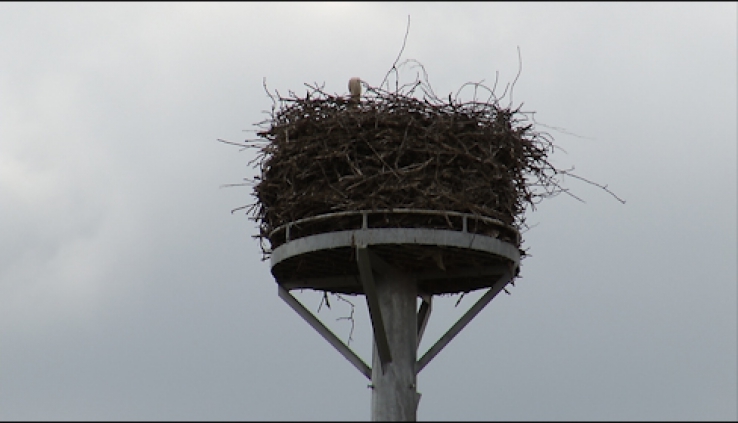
370;271;418;421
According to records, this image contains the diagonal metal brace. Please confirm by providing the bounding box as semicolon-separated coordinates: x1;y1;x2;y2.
416;267;515;374
356;245;393;372
278;285;372;380
416;297;432;348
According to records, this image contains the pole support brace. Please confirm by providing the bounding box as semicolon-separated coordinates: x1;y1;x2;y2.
416;266;515;374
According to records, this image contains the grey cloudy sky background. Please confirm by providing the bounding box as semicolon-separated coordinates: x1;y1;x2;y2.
1;2;736;421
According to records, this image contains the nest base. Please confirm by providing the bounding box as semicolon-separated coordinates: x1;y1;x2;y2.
270;210;521;296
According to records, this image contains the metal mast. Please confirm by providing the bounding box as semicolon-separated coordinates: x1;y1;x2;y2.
271;209;519;421
358;246;419;420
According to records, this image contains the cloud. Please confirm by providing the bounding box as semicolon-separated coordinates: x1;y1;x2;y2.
0;2;735;420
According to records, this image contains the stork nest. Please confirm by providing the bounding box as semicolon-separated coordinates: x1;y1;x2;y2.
243;83;564;256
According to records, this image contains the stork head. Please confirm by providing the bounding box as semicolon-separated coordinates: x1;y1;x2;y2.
348;77;361;103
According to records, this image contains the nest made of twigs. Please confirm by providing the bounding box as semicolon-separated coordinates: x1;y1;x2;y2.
244;82;561;256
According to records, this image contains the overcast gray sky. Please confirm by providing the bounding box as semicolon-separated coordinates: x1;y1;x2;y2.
1;2;736;421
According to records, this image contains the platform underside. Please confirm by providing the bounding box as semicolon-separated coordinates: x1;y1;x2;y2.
272;242;516;295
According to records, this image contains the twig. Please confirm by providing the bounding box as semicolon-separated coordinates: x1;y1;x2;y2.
216;138;249;148
334;294;356;346
380;15;411;92
560;169;627;204
317;291;331;313
508;46;523;109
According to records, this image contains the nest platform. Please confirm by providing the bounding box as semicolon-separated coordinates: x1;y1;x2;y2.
270;209;521;296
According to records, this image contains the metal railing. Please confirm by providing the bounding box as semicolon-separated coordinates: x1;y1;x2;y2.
268;208;519;245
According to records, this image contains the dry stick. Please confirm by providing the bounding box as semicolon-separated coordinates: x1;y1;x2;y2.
217;138;247;148
487;70;501;105
380;15;411;92
220;183;252;188
334;294;357;346
262;77;279;112
559;170;627;204
317;291;330;313
508;46;523;109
